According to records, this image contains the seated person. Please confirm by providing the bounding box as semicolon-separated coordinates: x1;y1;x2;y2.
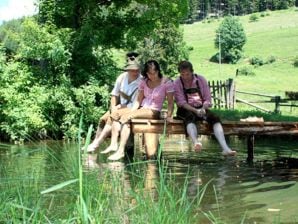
85;54;141;153
174;60;236;156
104;60;174;161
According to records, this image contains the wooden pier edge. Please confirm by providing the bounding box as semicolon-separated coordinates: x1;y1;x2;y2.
130;119;298;161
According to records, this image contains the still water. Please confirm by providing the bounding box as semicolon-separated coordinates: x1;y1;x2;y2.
0;135;297;223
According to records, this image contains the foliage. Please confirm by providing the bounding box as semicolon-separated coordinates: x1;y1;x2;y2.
294;56;298;67
183;0;297;21
250;56;265;66
249;13;259;22
0;18;24;55
215;16;246;64
185;0;199;23
250;55;276;66
212;109;298;122
38;0;188;86
0;0;189;141
137;24;189;77
236;66;255;76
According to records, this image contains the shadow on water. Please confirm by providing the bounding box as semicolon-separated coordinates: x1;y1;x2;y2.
0;135;297;223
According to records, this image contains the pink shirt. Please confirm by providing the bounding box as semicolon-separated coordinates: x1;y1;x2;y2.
174;74;212;108
139;78;174;111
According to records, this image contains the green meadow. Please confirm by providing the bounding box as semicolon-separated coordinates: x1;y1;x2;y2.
183;8;298;103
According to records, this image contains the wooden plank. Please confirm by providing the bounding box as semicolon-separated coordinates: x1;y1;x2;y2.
131;119;298;136
236;97;271;113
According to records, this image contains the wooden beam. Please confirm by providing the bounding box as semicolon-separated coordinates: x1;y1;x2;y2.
131;119;298;136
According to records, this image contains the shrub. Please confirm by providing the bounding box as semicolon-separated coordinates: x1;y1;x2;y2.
249;14;259;22
250;56;264;66
236;66;255;76
215;16;246;64
294;56;298;67
267;55;276;64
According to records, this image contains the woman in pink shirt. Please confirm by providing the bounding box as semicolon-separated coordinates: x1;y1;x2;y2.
104;60;174;161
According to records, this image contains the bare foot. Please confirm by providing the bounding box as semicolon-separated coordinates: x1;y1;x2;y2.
100;144;118;154
222;149;237;156
194;142;203;152
81;144;98;153
108;150;125;161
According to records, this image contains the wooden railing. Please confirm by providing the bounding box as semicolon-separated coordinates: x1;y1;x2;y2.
236;90;298;114
208;78;235;109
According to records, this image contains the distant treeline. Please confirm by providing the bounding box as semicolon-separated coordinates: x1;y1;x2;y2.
186;0;298;22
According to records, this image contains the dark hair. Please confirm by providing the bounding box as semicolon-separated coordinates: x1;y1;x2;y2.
142;60;163;79
178;60;193;72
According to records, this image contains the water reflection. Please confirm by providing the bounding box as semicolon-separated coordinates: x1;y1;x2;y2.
0;136;297;223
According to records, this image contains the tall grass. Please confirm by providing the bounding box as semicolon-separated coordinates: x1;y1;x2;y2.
0;120;249;223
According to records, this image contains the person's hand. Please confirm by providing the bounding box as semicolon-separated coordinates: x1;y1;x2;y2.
110;112;120;121
166;117;174;123
111;104;121;113
195;108;206;117
119;114;132;124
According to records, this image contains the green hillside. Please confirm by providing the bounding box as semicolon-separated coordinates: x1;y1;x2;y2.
183;8;298;99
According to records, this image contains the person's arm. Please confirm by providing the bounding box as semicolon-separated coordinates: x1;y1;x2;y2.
199;75;212;109
166;92;174;122
131;90;144;111
110;95;120;113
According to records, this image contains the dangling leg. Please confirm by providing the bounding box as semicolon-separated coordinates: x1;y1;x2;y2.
101;121;121;154
86;124;112;153
213;122;236;156
108;123;131;161
186;123;202;152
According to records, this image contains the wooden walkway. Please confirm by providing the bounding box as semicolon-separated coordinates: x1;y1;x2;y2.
131;119;298;161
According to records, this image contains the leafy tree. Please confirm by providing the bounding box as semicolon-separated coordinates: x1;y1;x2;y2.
137;24;189;77
214;16;246;63
38;0;188;86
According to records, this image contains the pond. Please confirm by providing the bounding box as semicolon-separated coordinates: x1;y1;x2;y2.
0;136;297;223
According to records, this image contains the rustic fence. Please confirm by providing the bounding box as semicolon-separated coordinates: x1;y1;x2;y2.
208;78;235;109
235;90;298;114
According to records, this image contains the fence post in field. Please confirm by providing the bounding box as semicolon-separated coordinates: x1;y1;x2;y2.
226;78;235;109
274;96;281;114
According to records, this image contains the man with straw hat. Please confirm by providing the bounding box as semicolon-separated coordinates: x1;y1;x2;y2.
84;53;141;153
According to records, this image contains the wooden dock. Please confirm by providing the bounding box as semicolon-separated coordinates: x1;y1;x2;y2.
131;119;298;161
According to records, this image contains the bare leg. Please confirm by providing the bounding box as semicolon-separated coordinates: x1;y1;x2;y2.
101;122;120;154
186;123;202;152
108;124;131;161
85;124;112;153
213;122;236;156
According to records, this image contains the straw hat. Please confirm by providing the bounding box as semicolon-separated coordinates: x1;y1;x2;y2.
124;59;140;71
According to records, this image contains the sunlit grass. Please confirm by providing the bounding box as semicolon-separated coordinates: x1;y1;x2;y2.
183;8;298;116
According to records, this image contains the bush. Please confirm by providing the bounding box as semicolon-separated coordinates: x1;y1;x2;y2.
250;56;264;66
267;55;276;64
249;55;276;67
249;14;259;22
294;56;298;67
215;16;246;64
236;66;255;76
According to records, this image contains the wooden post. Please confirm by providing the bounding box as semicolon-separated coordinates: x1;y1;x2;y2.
223;80;228;109
274;96;281;114
247;135;254;162
226;78;235;109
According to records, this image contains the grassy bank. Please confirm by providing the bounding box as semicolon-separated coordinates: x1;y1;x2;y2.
183;8;298;116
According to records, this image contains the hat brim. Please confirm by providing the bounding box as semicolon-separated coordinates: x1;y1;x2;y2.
124;65;140;70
